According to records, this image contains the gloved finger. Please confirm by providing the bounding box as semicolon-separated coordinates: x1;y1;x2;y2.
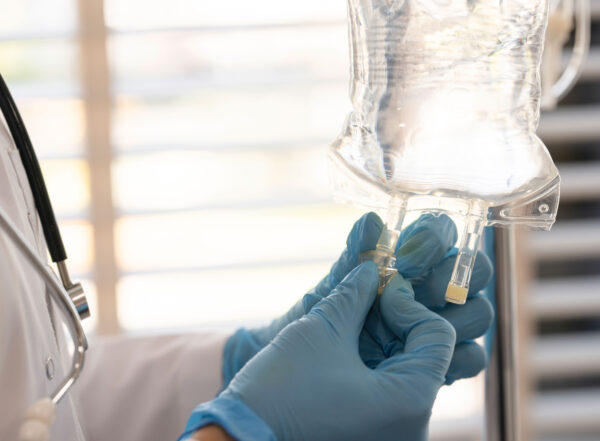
445;341;487;385
359;325;386;369
359;296;402;368
313;212;383;299
377;275;455;385
436;295;494;343
222;329;264;387
413;250;493;309
395;214;457;278
310;261;379;337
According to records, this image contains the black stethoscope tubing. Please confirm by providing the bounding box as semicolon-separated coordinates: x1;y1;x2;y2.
0;73;67;263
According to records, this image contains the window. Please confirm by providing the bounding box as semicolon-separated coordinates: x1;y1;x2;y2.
9;1;600;439
105;0;366;333
0;0;364;335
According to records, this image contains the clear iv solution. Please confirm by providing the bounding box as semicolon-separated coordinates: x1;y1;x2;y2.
330;0;560;302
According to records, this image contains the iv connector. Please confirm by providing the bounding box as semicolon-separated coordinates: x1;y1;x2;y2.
361;195;408;293
360;247;397;293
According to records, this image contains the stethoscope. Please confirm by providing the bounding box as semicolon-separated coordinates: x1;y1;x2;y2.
0;74;90;441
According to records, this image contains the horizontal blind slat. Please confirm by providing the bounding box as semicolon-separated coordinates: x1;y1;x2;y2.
533;388;600;436
591;0;600;20
530;221;600;259
531;276;600;319
539;105;600;143
532;333;600;379
558;162;600;201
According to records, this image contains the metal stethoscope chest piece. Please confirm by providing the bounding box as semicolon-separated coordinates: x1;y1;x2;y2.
0;74;89;441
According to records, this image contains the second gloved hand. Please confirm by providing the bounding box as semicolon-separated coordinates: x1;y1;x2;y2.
182;263;456;441
361;213;494;384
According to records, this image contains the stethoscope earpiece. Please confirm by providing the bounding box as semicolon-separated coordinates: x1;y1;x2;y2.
19;398;56;441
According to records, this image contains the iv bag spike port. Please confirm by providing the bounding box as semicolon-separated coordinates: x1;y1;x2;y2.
446;200;487;305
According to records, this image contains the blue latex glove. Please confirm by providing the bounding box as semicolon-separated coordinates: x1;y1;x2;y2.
223;213;493;387
181;263;456;441
362;214;494;384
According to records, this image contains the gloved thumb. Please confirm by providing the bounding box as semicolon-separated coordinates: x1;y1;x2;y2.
310;261;379;336
377;275;456;387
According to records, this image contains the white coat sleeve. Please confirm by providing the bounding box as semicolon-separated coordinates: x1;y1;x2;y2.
75;331;231;441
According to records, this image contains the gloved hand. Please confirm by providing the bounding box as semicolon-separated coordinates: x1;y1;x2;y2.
221;212;383;386
223;212;493;387
361;213;494;384
181;263;456;441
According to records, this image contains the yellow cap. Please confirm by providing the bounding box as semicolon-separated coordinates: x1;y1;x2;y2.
445;284;468;305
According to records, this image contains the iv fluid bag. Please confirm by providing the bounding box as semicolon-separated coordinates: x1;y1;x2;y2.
331;0;560;229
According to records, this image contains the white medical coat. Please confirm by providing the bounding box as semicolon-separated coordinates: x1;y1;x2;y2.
0;122;229;441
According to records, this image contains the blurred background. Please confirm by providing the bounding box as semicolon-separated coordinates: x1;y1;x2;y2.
0;0;598;440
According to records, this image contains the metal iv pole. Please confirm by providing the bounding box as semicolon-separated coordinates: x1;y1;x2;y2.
485;228;522;441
